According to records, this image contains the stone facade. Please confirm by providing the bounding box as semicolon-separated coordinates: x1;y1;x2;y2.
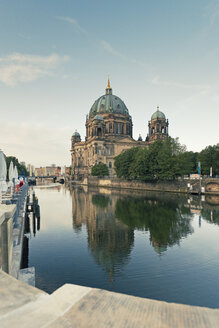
71;80;169;179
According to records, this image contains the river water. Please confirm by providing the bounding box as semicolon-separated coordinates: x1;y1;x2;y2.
25;185;219;308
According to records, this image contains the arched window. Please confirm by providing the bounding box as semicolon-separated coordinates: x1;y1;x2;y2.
109;162;112;168
97;127;102;136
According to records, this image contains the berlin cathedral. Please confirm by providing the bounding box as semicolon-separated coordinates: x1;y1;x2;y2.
71;79;169;178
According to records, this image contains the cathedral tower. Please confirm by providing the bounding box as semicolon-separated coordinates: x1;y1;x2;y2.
146;106;169;143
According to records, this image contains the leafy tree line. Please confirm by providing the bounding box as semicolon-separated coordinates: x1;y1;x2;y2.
6;156;29;177
91;162;109;176
114;138;219;180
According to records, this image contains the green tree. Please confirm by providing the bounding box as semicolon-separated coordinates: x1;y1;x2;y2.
129;147;152;180
114;147;140;179
198;144;219;175
156;139;175;179
175;151;198;176
91;162;109;176
6;156;29;177
114;139;219;180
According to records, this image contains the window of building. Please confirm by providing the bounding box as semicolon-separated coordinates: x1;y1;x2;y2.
97;127;102;136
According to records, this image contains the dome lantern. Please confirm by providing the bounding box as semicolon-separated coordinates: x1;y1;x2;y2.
89;79;129;118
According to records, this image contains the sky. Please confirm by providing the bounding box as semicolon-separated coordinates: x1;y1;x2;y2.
0;0;218;167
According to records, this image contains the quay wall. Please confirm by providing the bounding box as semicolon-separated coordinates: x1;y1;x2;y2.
0;184;32;284
72;176;219;195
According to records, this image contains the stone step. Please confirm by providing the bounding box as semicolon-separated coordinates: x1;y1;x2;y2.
0;276;91;328
1;272;219;328
0;269;45;317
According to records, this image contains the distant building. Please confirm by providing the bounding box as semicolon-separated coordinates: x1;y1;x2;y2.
71;79;169;179
55;166;61;177
27;164;35;176
35;165;61;177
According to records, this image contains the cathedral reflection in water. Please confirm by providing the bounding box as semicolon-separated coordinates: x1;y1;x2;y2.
71;186;202;280
72;186;134;281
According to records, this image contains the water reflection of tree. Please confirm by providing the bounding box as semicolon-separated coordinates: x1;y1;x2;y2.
201;209;219;225
115;197;193;254
92;194;109;208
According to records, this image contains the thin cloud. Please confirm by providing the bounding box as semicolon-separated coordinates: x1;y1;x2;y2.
56;16;87;35
101;40;149;70
0;53;69;86
201;1;219;36
151;75;210;90
101;40;127;60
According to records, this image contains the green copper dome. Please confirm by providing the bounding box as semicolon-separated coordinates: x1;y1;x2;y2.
89;81;129;118
93;114;104;121
151;107;166;120
72;130;80;137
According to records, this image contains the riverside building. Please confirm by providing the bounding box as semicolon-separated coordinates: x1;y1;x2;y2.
71;79;169;178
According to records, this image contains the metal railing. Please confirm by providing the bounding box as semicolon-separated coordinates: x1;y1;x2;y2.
13;184;28;226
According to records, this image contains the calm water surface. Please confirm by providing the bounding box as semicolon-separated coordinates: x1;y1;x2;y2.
26;185;219;308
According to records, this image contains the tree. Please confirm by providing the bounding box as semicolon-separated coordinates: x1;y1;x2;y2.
114;139;219;181
198;144;219;175
175;151;198;176
114;147;140;179
156;139;175;179
129;148;152;180
91;162;109;176
6;156;29;177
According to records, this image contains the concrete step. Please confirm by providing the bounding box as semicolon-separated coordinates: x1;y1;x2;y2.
0;269;45;317
1;271;219;328
0;275;91;328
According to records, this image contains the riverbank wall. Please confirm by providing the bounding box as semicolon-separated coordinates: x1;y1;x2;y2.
0;268;219;328
71;176;219;195
0;184;34;285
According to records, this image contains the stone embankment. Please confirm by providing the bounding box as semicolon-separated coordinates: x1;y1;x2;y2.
0;268;219;328
72;176;219;195
0;184;35;285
